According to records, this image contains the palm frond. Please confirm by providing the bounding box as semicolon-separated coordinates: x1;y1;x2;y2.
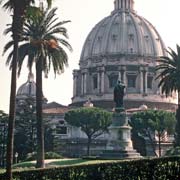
47;27;69;38
156;45;180;97
4;5;71;79
3;26;12;35
3;40;14;55
46;20;71;33
57;38;73;51
6;50;13;67
46;0;53;8
17;43;30;76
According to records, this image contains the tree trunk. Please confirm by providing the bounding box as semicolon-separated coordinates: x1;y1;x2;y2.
87;137;91;156
6;36;18;180
35;58;45;168
147;130;158;157
158;133;161;157
6;12;19;180
175;91;180;147
6;0;28;178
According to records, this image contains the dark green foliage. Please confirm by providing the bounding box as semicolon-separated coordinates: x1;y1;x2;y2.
65;107;112;136
130;109;176;156
155;44;180;146
65;107;112;155
0;110;8;168
15;98;36;161
131;110;175;135
165;146;180;156
0;157;180;180
25;152;63;161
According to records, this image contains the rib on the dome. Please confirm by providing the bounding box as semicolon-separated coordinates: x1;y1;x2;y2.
80;0;166;61
139;16;157;56
80;17;108;60
100;13;119;55
129;13;144;55
91;17;109;56
143;19;166;56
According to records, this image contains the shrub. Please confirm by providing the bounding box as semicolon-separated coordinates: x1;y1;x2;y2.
0;156;180;180
165;146;180;156
25;152;63;161
45;152;63;159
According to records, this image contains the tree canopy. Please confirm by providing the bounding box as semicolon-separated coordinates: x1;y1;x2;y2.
156;45;180;146
64;107;112;156
130;109;176;156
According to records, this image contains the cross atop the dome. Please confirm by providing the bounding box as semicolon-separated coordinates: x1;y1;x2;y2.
114;0;134;11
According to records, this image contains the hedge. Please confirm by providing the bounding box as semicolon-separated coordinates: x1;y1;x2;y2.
0;156;180;180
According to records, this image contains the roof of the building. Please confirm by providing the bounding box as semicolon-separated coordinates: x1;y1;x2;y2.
80;0;166;63
43;101;70;114
17;73;36;96
43;102;68;109
43;107;69;114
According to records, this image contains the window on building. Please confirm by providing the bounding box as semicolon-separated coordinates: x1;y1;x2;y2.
147;76;153;89
56;126;67;135
109;74;118;88
55;120;67;135
127;75;136;88
93;75;98;89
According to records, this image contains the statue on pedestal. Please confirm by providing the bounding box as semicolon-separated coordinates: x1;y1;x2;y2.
113;80;125;110
100;80;141;159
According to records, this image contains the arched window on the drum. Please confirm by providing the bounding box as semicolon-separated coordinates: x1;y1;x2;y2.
108;74;118;88
93;74;98;89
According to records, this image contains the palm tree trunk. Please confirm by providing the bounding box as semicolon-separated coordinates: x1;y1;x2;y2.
6;37;18;180
36;58;45;168
6;6;20;180
175;91;180;147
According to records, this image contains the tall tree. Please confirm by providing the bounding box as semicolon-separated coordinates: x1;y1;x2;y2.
1;0;53;178
156;45;180;146
0;110;8;168
65;107;112;156
4;7;72;168
15;97;36;161
130;109;175;156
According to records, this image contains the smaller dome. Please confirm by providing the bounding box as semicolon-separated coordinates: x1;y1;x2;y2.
17;73;36;97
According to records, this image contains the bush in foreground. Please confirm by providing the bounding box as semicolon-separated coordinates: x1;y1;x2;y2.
0;156;180;180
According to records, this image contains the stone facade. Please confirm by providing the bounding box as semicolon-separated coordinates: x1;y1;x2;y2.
71;0;177;110
15;0;176;157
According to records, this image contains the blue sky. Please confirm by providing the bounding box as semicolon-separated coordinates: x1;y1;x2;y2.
0;0;180;112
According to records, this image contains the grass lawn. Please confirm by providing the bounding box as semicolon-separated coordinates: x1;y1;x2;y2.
0;158;119;174
12;158;118;170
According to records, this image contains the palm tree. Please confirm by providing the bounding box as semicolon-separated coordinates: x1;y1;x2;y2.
156;44;180;146
4;7;72;168
0;0;53;179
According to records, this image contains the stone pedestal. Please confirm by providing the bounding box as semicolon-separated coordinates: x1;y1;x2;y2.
100;108;141;159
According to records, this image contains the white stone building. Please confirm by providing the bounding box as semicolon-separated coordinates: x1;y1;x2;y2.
71;0;177;111
16;0;177;157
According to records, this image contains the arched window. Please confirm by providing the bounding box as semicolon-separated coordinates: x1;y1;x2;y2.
109;74;118;88
147;76;153;89
93;75;98;89
127;75;136;88
56;120;67;135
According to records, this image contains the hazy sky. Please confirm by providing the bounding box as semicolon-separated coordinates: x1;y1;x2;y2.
0;0;180;113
